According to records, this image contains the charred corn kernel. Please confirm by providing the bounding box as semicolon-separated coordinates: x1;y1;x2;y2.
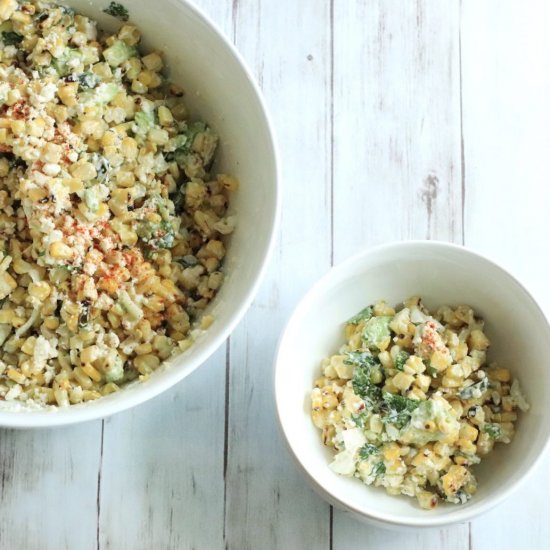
441;465;469;496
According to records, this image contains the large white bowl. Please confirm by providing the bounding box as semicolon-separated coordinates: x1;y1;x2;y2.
275;241;550;528
0;0;278;427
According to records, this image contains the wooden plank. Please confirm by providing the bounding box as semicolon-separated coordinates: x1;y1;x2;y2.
98;349;226;550
331;0;469;546
332;0;463;263
461;2;550;548
223;1;333;548
0;424;102;550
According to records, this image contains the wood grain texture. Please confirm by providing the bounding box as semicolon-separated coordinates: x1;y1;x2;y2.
462;2;550;549
331;0;468;547
332;0;464;265
223;1;333;549
0;1;549;548
0;424;102;550
98;350;227;550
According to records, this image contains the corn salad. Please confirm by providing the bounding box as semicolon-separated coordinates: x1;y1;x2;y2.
0;0;237;407
311;297;529;509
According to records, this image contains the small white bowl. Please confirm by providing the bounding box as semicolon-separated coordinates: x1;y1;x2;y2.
275;241;550;528
0;0;278;427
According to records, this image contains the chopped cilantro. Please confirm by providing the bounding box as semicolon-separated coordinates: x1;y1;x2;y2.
136;219;175;249
349;352;382;407
371;462;386;477
103;2;129;21
458;377;489;400
358;443;378;460
78;72;100;90
394;350;409;371
351;413;367;428
483;423;502;439
426;364;438;377
2;32;23;46
382;392;421;429
91;153;110;183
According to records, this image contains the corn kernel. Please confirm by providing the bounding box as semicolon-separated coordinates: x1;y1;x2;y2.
158;105;173;126
142;52;163;71
28;281;51;301
49;241;74;260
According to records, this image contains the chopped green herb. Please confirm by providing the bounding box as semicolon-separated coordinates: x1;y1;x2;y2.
136;219;175;249
2;31;23;46
458;377;489;400
347;306;373;325
350;353;383;407
371;461;386;477
382;392;421;429
351;413;367;429
394;350;409;371
91;153;110;184
78;72;100;90
103;2;129;21
483;423;502;439
358;443;378;460
174;122;206;163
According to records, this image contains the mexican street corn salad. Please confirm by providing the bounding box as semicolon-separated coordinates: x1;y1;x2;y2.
0;0;237;406
311;297;529;509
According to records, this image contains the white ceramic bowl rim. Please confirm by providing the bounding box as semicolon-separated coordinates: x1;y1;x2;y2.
274;240;550;528
0;0;280;428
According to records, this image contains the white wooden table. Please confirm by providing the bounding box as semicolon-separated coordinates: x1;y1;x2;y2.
1;1;549;548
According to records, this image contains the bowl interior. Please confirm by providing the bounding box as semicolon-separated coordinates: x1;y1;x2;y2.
275;242;550;526
0;0;277;425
